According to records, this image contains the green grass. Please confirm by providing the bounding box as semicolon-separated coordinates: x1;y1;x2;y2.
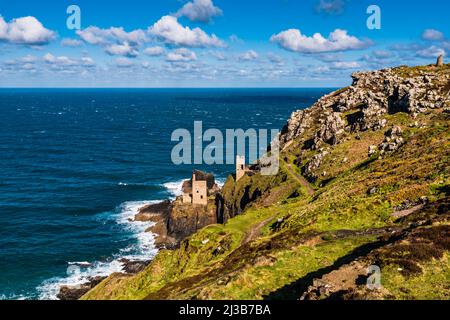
197;236;378;300
381;253;450;300
82;203;281;300
83;65;450;301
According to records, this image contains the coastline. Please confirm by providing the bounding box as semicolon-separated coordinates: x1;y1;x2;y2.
38;200;159;300
38;180;185;300
44;177;226;300
79;62;450;301
0;87;317;300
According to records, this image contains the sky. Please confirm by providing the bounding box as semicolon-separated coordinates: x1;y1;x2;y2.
0;0;448;87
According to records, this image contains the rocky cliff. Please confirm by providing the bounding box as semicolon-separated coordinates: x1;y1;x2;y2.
135;193;219;249
82;63;450;300
281;65;449;149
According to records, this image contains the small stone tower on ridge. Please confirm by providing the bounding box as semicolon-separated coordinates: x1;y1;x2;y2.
236;155;246;181
182;170;215;206
192;172;208;206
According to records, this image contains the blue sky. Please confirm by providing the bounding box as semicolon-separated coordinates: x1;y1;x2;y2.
0;0;448;87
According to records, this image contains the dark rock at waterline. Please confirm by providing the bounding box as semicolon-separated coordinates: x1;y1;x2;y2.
154;234;178;250
57;259;152;299
57;276;106;300
119;258;151;274
134;200;172;222
134;198;217;250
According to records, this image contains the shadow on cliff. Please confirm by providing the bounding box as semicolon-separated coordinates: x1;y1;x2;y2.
263;236;400;300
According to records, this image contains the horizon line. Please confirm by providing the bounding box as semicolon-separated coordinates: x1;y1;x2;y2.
0;86;340;89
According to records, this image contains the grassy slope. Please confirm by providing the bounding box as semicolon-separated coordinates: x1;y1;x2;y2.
83;66;450;300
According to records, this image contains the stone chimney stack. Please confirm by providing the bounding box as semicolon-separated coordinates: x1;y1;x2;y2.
236;155;246;181
436;54;444;67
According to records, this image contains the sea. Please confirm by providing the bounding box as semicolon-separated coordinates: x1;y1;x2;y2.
0;88;333;299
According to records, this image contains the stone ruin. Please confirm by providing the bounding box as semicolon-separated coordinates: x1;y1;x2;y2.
182;170;218;206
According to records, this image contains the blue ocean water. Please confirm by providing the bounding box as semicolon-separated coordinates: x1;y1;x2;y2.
0;88;332;299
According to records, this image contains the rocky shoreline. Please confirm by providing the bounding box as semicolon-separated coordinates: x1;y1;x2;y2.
57;175;224;300
56;200;175;300
135;200;178;249
73;60;450;300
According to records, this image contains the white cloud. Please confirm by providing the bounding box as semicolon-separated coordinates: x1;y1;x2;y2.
267;53;283;64
443;41;450;50
330;61;360;69
210;51;227;61
372;50;392;59
77;26;147;45
315;0;346;15
149;15;225;48
61;38;83;47
44;53;77;66
317;53;343;62
77;27;108;45
175;0;223;23
271;28;370;53
0;16;55;45
22;63;35;70
144;46;165;56
360;51;396;67
2;55;39;71
77;26;146;58
239;50;258;61
81;57;95;66
43;53;95;68
105;42;139;57
390;43;423;51
115;57;134;68
416;46;446;58
166;48;197;62
20;55;38;63
422;29;444;41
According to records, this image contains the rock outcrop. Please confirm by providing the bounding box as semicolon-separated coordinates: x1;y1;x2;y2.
378;126;405;155
168;198;218;240
135;200;177;249
135;200;172;223
57;276;106;300
314;112;345;147
303;150;328;181
280;109;312;146
280;65;450;150
119;259;151;274
368;126;405;157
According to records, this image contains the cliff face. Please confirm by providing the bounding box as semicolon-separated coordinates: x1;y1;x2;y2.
83;64;450;300
168;198;218;240
217;172;289;223
135;196;219;249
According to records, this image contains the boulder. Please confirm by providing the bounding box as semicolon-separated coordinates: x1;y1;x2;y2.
368;145;378;157
303;150;328;181
57;276;106;300
119;259;150;274
280;109;312;145
314;113;346;148
134;200;172;222
378;126;405;155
